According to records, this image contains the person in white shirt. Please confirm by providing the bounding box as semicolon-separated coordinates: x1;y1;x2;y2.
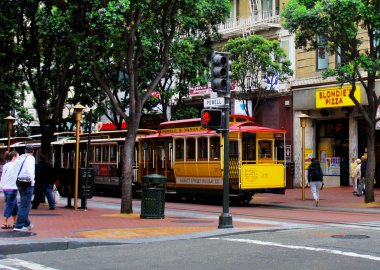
13;145;36;232
0;151;19;229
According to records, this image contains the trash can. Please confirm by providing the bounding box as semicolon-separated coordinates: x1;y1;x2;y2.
140;174;166;219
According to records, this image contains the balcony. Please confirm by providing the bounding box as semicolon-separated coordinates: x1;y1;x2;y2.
218;10;282;38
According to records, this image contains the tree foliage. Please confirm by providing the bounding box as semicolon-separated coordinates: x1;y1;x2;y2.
80;0;230;213
282;0;380;202
224;35;293;117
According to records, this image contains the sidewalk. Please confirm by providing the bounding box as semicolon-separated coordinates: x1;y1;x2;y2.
0;187;379;255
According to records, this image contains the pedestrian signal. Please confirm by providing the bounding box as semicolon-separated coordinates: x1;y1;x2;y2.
201;109;224;130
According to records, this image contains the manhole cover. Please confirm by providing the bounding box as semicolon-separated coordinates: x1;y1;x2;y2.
0;231;36;238
331;234;369;239
171;220;214;224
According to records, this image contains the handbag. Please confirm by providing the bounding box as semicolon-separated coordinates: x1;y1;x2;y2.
16;156;32;188
53;185;60;204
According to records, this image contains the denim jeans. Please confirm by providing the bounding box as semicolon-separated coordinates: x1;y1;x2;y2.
14;186;34;229
3;190;18;218
32;183;55;209
310;181;322;201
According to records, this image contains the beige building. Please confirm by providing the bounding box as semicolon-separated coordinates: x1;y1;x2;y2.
216;0;380;188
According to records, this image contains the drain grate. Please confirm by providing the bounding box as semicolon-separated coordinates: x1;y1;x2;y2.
30;213;61;217
331;234;369;239
0;231;36;238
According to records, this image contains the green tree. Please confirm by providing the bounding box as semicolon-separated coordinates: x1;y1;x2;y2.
224;35;293;117
83;0;231;213
10;1;83;157
282;0;380;202
0;1;32;137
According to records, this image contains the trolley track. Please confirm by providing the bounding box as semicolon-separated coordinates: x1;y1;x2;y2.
90;196;380;227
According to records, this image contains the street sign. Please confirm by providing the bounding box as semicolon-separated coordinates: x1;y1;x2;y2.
204;97;225;107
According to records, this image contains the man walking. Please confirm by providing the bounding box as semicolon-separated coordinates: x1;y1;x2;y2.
13;145;35;232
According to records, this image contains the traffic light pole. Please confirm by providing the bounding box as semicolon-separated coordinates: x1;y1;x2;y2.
218;55;233;229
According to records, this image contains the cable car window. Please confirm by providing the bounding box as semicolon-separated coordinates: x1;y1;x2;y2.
89;146;94;162
210;137;220;160
242;133;256;161
259;140;272;159
102;145;109;163
186;138;196;161
95;145;101;162
198;137;208;161
110;144;117;162
175;139;184;161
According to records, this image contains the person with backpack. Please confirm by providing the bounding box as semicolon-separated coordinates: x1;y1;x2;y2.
307;158;324;207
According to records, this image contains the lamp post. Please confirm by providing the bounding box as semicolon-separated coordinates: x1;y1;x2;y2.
4;116;16;152
298;113;310;201
74;103;85;210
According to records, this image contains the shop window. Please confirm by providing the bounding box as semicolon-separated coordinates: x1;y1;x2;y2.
186;138;196;161
210;137;221;160
175;139;184;161
198;137;208;161
317;34;328;70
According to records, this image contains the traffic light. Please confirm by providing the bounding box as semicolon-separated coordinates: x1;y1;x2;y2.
201;109;224;130
210;52;231;95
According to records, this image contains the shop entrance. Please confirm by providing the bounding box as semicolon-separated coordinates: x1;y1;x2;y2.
316;119;349;186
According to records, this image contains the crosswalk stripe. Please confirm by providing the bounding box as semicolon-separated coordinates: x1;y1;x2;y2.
211;238;380;262
0;259;60;270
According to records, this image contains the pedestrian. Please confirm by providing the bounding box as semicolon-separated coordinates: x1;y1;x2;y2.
307;157;324;207
13;145;35;232
32;154;56;210
0;151;19;229
353;159;362;196
356;155;367;196
350;157;358;193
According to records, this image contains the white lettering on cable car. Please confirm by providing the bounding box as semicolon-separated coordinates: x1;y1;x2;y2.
176;177;223;185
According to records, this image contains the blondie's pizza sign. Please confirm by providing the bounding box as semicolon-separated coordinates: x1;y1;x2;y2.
316;85;361;108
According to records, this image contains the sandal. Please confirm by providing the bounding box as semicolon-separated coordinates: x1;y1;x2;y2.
1;224;12;229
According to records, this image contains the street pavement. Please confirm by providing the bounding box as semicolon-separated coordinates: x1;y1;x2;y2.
0;187;379;255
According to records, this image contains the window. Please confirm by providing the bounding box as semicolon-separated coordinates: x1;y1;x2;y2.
210;137;221;160
242;133;256;161
175;139;184;161
317;35;328;70
186;138;196;161
110;145;117;163
198;137;208;161
102;145;109;163
95;145;101;162
258;140;272;159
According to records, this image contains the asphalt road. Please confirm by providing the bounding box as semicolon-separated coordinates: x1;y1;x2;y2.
2;224;380;270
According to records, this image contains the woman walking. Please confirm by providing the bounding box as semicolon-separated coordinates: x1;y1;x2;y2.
0;151;19;229
307;158;324;207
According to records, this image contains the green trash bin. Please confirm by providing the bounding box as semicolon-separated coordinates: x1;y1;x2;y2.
140;174;166;219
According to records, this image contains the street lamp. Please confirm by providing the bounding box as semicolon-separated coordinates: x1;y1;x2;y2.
74;103;85;210
298;113;310;201
4;116;16;152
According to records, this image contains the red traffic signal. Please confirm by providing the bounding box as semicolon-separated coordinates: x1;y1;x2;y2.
201;109;224;130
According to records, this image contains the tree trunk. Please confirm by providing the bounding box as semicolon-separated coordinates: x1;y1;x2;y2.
364;124;376;203
120;119;139;214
